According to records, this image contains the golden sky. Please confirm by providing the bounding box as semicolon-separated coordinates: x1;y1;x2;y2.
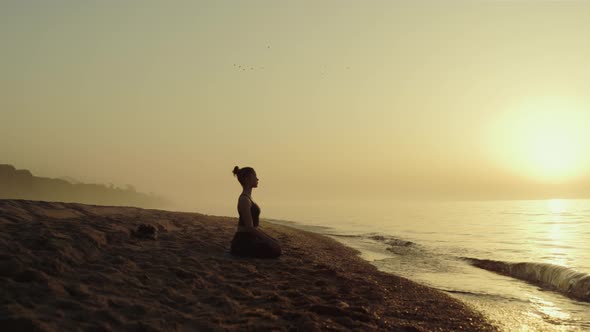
2;1;589;212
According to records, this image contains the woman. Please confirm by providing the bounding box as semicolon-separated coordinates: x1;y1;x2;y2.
230;166;282;258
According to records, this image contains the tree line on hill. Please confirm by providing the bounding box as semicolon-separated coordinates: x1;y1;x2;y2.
0;164;172;209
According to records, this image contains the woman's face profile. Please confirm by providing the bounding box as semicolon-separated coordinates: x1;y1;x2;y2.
251;173;259;188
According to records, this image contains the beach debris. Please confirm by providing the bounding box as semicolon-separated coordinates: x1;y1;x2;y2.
133;223;158;240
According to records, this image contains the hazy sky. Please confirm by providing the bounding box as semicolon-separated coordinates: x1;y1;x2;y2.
2;1;589;213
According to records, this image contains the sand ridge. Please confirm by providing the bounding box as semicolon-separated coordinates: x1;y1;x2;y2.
0;199;497;331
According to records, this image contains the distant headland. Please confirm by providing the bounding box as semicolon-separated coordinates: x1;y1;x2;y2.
0;164;171;209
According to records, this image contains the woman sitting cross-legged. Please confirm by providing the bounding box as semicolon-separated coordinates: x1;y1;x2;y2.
229;166;282;259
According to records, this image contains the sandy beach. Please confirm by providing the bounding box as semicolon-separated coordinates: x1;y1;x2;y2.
0;199;496;331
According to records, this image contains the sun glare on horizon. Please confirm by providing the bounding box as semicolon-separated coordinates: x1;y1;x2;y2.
488;98;590;183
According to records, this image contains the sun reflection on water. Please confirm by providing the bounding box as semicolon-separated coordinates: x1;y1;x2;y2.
530;296;571;321
523;296;574;331
548;199;568;215
541;199;574;266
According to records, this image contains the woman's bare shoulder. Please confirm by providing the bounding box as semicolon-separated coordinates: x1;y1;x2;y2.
238;195;251;205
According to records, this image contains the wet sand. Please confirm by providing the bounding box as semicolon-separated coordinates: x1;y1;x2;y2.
0;199;497;331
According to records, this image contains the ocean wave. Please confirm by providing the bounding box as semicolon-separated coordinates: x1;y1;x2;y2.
367;234;414;247
323;232;415;247
324;232;417;256
501;212;547;216
538;220;589;225
463;258;590;302
322;233;363;238
439;288;530;303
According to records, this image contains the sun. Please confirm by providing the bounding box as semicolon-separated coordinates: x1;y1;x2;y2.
487;98;590;183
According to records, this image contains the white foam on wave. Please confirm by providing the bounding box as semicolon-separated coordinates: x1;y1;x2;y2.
465;258;590;302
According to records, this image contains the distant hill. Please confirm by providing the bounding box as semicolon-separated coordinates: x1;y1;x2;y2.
0;164;172;209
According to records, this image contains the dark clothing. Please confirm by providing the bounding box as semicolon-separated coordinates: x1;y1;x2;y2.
231;194;281;258
230;231;282;258
238;194;260;227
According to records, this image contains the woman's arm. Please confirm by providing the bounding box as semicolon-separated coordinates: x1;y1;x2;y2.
237;197;272;239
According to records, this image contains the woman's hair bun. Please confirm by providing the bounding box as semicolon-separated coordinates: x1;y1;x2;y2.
232;166;240;176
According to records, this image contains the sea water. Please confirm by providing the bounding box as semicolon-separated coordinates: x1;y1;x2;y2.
263;199;590;331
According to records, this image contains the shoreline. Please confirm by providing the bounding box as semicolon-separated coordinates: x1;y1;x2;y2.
0;199;497;331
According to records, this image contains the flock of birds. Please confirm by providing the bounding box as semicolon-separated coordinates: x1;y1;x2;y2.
233;64;351;73
233;64;265;71
232;46;351;76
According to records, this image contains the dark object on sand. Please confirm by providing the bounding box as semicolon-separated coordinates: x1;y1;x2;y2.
133;224;158;240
